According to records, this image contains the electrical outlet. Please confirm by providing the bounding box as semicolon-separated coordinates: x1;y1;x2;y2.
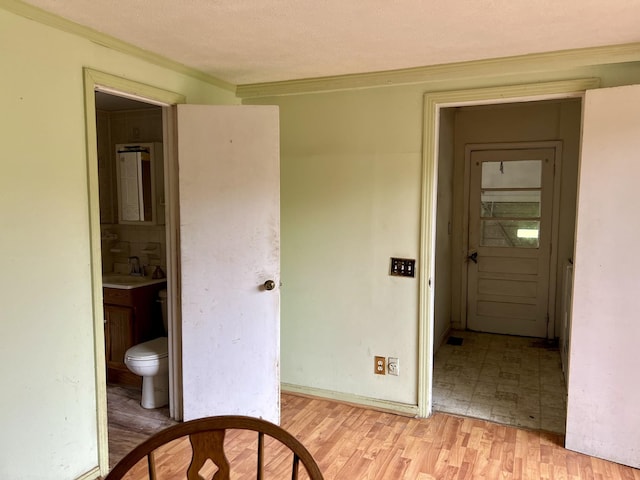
374;356;386;375
388;357;399;376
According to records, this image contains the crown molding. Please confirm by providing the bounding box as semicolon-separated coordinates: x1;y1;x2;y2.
1;0;235;93
237;43;640;98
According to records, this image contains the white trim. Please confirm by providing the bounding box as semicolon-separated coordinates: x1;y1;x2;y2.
282;383;419;417
418;78;599;418
435;326;452;354
82;69;109;476
548;142;564;339
236;44;635;98
83;68;185;475
96;86;170;108
74;467;101;480
162;106;184;421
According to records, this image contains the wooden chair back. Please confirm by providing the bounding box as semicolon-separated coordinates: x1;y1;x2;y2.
105;415;324;480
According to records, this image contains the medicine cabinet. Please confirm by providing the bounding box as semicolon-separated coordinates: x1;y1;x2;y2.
115;143;164;225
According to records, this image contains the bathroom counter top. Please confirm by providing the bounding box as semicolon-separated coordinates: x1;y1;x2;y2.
102;274;167;290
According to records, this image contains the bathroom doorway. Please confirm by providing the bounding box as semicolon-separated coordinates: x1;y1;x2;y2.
93;91;176;463
86;76;282;473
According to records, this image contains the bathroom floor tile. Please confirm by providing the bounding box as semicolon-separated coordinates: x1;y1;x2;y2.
465;402;493;418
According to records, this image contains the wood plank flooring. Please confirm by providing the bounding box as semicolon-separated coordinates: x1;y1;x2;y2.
108;388;640;479
107;384;177;468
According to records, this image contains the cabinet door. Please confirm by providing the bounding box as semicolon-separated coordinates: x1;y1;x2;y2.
105;305;134;367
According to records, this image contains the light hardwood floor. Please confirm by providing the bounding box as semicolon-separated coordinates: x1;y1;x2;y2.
108;388;640;479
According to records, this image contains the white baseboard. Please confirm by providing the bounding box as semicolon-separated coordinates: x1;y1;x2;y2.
75;466;101;480
435;326;452;353
282;383;419;417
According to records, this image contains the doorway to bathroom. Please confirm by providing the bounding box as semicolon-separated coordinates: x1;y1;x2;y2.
93;91;176;459
85;70;282;474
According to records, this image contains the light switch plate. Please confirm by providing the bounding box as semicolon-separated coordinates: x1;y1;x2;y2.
390;257;416;277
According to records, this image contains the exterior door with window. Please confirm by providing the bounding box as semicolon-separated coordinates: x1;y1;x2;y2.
467;147;556;337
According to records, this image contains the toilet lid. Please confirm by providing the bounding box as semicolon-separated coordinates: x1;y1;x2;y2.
126;337;168;360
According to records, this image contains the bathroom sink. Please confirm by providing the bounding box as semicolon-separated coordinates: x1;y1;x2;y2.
102;274;166;289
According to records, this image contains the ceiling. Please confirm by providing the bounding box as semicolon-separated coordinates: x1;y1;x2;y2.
21;0;640;85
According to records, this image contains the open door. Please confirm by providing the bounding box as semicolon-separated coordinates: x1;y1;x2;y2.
566;84;640;468
177;105;280;423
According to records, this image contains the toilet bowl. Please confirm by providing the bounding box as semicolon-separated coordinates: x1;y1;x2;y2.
125;337;169;408
124;289;169;409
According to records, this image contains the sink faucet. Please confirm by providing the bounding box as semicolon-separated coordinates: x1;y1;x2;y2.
128;256;143;276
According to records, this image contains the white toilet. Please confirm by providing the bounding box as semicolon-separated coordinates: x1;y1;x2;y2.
124;289;169;409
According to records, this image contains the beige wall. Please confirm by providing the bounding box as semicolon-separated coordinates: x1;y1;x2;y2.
0;6;236;479
249;88;424;405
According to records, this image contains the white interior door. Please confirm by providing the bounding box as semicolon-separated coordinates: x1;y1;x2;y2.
178;105;280;423
566;84;640;469
467;147;555;338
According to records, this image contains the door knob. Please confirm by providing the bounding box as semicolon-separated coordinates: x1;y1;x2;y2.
468;251;478;264
263;280;276;291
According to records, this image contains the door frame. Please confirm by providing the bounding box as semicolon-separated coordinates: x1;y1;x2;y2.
461;141;563;338
83;68;184;476
417;78;600;418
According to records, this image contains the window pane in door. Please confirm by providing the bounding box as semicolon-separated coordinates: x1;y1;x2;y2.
480;220;540;248
481;190;541;218
482;160;542;189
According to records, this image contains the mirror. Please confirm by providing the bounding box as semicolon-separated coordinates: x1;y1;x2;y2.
116;143;156;223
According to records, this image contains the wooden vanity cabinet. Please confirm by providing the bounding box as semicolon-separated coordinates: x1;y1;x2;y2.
103;284;165;386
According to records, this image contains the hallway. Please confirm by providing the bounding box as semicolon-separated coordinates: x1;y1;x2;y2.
433;330;567;434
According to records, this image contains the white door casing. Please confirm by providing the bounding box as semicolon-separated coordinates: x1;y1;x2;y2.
419;79;598;420
177;105;281;423
466;146;556;338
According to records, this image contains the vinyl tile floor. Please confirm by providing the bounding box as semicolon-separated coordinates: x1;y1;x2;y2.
433;330;567;434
